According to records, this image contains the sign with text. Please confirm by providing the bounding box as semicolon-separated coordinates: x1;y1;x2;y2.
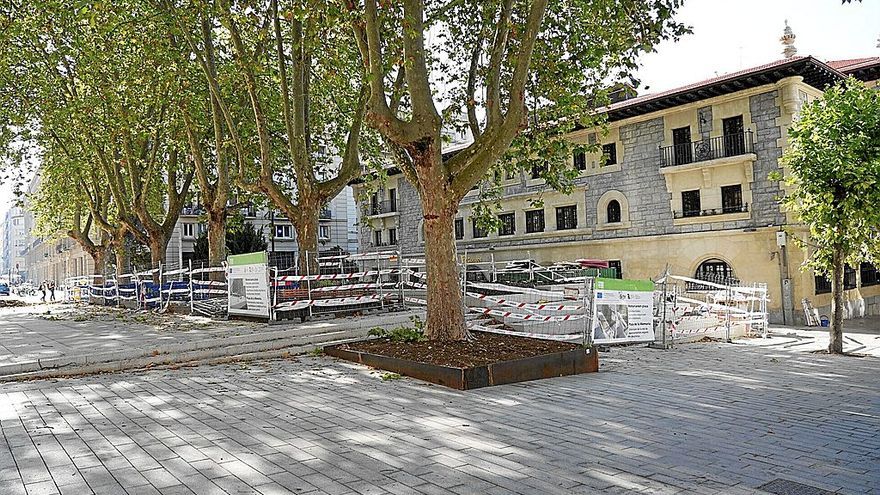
227;251;271;319
591;278;655;344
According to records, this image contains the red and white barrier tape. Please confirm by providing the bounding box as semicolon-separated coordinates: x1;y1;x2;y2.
467;323;583;341
466;291;583;311
275;268;409;282
468;306;585;322
274;293;393;311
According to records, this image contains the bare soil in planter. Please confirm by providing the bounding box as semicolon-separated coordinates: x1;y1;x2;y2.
339;331;580;368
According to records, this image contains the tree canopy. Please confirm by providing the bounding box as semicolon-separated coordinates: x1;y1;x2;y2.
777;78;880;353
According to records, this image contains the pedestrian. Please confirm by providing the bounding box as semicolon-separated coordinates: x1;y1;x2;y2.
49;280;56;302
39;281;46;302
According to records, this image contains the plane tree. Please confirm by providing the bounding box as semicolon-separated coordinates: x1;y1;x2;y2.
777;78;880;354
346;0;688;340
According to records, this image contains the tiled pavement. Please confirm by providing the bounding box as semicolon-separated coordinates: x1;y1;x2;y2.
0;304;260;367
1;342;878;495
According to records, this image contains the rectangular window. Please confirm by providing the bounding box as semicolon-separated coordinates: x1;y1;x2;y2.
472;220;487;238
182;223;194;238
844;265;857;290
531;163;547;179
601;143;617;166
573;150;587;171
608;260;622;279
681;190;701;217
815;274;832;295
198;223;208;235
373;230;382;246
721;185;743;213
722;115;745;157
526;210;544;233
556;205;578;230
319;225;330;240
370;192;379;215
672;126;692;165
860;263;879;287
498;213;515;236
275;225;292;238
454;218;464;240
388;188;397;212
388;228;397;245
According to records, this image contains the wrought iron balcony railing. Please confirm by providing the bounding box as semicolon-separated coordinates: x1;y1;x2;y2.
319;209;332;219
660;131;754;168
368;200;398;215
673;203;749;219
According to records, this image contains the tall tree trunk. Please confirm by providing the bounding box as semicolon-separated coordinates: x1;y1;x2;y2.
115;242;128;280
91;248;107;277
421;189;467;341
207;208;227;267
829;247;845;354
148;236;169;284
292;205;320;274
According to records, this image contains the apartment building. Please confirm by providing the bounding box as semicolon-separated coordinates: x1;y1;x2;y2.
353;54;880;325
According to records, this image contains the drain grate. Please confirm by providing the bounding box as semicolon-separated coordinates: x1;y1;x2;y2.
758;478;837;495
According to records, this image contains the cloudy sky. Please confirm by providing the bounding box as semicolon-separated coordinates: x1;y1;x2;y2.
1;0;878;220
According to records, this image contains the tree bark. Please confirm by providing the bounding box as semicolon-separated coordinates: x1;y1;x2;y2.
829;247;845;354
207;208;227;267
422;197;467;341
292;205;320;275
115;243;128;280
90;248;107;283
148;236;169;283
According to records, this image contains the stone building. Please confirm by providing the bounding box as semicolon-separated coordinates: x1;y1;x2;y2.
352;54;880;325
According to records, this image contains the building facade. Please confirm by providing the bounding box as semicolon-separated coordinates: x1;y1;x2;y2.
354;55;880;325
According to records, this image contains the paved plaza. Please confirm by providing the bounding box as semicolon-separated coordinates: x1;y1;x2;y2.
1;337;878;495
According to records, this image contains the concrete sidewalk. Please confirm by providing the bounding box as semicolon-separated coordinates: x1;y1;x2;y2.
0;304;420;380
0;342;877;495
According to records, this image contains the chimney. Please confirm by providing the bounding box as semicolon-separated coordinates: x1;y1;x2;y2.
781;20;797;59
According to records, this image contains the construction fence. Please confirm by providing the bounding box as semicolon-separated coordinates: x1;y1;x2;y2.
62;250;769;346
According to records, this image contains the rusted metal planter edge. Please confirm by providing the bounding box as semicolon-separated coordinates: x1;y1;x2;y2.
324;344;598;390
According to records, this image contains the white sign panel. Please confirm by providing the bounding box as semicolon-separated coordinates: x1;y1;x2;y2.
227;252;271;318
591;278;655;344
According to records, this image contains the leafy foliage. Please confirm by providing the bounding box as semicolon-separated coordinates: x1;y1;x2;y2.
192;221;268;260
777;78;880;273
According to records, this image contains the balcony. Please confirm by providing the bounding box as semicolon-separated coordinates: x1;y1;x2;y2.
367;200;398;216
660;131;754;168
319;209;332;220
673;203;749;219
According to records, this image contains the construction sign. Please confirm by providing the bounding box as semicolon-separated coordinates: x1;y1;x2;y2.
591;278;655;344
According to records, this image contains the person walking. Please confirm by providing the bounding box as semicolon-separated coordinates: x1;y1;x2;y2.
39;281;46;302
49;280;56;302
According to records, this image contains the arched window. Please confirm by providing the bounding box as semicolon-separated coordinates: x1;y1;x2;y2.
606;200;621;224
694;259;737;286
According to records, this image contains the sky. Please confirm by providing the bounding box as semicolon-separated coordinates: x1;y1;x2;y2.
1;0;878;221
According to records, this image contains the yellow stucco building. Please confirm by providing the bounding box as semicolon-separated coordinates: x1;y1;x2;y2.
354;55;880;325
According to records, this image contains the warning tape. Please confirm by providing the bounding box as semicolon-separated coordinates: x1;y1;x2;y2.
467;323;583;341
191;266;226;274
274;293;393;311
467;306;585;322
275;268;409;282
466;291;583;311
466;282;571;299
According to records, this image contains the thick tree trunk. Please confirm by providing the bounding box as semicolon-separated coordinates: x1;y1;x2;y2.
422;193;468;341
292;205;320;274
829;247;845;354
91;248;107;277
148;237;168;284
114;240;129;279
207;208;227;267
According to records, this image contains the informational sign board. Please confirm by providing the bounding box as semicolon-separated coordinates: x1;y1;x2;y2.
227;251;271;319
591;278;655;344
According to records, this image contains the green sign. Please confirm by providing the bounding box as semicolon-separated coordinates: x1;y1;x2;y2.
594;277;654;292
228;251;268;267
